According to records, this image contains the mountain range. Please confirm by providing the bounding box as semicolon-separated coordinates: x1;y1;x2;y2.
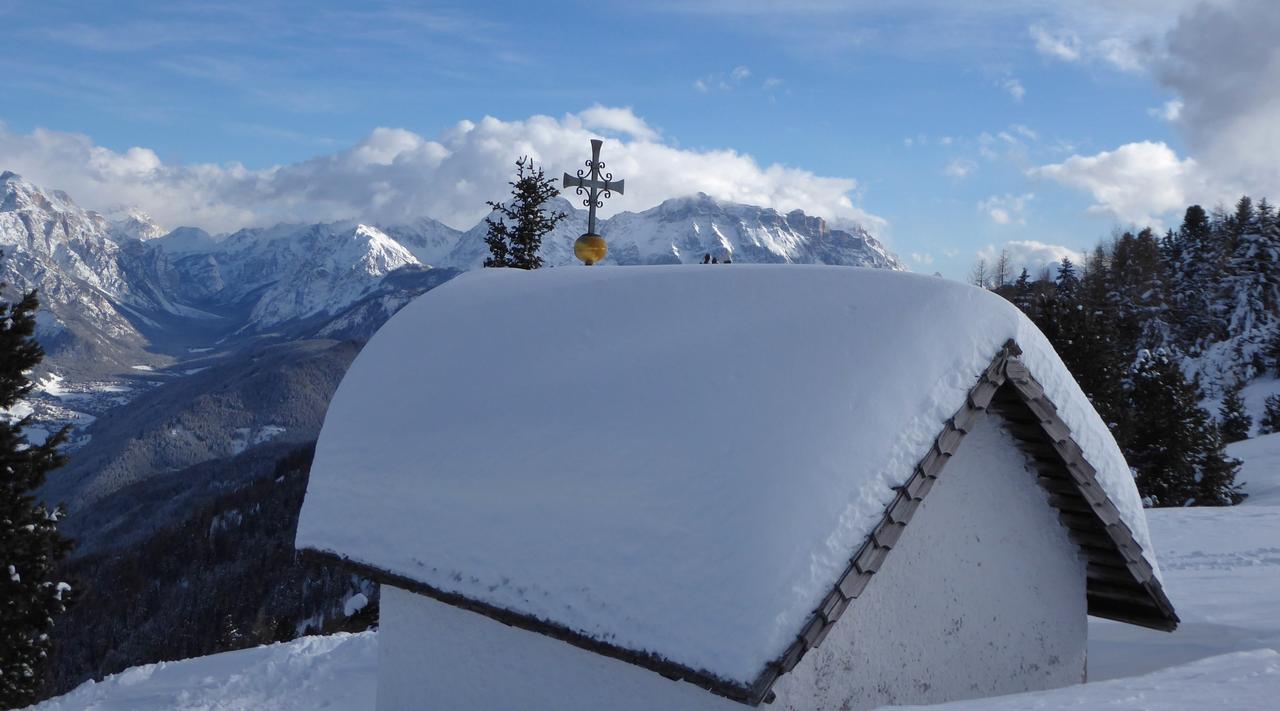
0;170;901;376
1;169;910;697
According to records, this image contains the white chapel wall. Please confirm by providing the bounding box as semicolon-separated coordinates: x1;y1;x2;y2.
770;411;1088;710
376;584;741;711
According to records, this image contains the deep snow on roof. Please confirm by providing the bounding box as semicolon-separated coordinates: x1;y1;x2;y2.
296;264;1158;685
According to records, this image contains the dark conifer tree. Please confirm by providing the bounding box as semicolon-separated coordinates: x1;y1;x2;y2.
1172;205;1222;347
1260;395;1280;435
1222;196;1275;374
1267;325;1280;377
483;156;567;270
0;287;74;707
1055;257;1080;295
1127;350;1242;506
1112;228;1169;352
1011;268;1034;313
1194;426;1246;506
1217;381;1251;443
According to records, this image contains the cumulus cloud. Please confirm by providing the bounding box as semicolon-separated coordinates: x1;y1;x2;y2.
943;158;975;179
1029;141;1208;226
1155;0;1280;201
0;107;884;234
1148;99;1184;122
1034;1;1279;226
1030;25;1081;62
977;193;1034;225
1001;77;1026;102
978;240;1084;275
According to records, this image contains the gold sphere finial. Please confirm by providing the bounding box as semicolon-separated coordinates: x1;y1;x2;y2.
574;233;608;266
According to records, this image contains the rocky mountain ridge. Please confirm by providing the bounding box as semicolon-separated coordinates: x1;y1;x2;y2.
1;171;901;375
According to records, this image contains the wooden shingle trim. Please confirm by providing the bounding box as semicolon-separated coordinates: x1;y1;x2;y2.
999;354;1179;632
755;340;1022;698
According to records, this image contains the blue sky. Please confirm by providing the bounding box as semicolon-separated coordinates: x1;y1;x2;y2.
2;0;1272;278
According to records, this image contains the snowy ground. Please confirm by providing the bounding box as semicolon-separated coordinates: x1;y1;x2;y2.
26;437;1280;710
26;634;376;711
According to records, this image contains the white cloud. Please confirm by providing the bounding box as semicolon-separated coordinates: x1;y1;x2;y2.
1010;124;1038;141
1097;36;1144;72
1029;141;1209;226
1154;0;1280;202
943;158;976;179
1030;25;1081;61
910;252;934;266
1026;2;1280;227
762;77;783;90
1001;77;1025;101
1148;99;1183;122
0;107;884;234
978;240;1084;275
576;104;660;142
694;66;759;93
977;193;1034;225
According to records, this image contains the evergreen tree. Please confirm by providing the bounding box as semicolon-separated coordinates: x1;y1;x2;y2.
1011;268;1034;313
0;287;74;707
1112;229;1170;352
1127;350;1242;507
1055;257;1080;295
1260;395;1280;435
1172;205;1223;348
1217;381;1252;443
1268;324;1280;377
482;156;567;270
1221;195;1277;375
1194;425;1246;506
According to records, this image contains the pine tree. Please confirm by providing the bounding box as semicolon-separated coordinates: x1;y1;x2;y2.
1172;205;1223;348
1127;349;1242;507
1055;257;1080;295
483;156;567;270
1011;268;1034;313
0;287;74;707
1266;325;1280;377
1260;395;1280;435
1217;381;1252;443
1194;426;1246;506
1220;195;1277;377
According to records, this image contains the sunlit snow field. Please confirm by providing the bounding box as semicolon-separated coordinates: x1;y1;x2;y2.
26;435;1280;710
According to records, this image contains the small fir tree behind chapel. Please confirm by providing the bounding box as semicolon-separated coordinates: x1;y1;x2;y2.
483;156;568;270
0;285;74;707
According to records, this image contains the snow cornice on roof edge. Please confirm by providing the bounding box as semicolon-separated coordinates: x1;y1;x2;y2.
300;338;1177;707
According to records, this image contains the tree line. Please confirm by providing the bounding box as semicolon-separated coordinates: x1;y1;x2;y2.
973;197;1280;507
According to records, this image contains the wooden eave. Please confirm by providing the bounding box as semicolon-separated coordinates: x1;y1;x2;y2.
300;338;1178;707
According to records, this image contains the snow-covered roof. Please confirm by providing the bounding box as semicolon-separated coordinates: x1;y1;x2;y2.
296;265;1169;699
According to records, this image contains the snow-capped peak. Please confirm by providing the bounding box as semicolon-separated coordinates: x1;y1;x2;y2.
99;206;167;242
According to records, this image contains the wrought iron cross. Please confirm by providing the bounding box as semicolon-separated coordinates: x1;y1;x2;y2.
563;139;624;236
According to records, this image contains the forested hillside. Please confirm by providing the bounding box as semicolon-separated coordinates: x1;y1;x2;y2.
975;196;1280;507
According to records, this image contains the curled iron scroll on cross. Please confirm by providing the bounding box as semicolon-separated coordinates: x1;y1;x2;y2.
563;139;625;265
